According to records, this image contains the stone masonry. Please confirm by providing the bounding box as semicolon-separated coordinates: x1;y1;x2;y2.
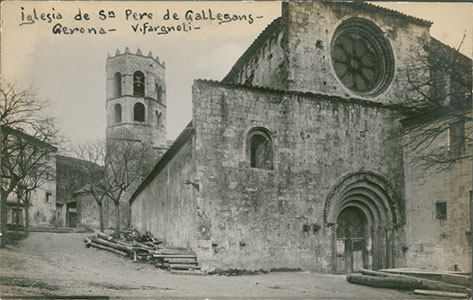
129;2;472;273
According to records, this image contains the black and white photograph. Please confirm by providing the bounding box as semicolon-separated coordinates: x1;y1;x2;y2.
0;1;472;298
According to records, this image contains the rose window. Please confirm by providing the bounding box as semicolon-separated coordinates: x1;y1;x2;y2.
331;19;394;96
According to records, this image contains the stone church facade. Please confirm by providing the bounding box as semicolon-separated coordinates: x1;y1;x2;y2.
125;2;471;273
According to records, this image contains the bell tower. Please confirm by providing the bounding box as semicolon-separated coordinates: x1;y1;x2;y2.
105;47;167;157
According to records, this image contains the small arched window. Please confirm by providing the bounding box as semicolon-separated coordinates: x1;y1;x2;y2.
134;102;145;122
133;71;145;97
113;72;122;97
113;103;122;123
247;128;273;170
155;110;160;127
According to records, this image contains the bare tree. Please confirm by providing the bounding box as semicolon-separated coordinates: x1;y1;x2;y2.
73;140;107;232
13;146;56;231
104;139;146;238
74;139;146;237
401;36;472;170
1;85;59;245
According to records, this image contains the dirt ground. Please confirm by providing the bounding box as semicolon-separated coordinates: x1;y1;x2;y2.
0;232;443;299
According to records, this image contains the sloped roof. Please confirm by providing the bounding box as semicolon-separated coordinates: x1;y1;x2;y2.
129;121;194;203
222;17;281;83
222;3;433;84
56;154;103;171
429;37;472;67
2;126;58;151
194;79;400;110
346;2;432;26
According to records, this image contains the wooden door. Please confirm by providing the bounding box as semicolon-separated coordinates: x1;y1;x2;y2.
336;207;365;273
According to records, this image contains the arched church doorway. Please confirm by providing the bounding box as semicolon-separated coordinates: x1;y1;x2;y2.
335;207;367;273
324;171;404;274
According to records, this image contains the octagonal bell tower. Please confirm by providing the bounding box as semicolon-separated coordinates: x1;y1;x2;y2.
105;47;167;158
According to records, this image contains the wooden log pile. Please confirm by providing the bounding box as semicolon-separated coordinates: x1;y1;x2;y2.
84;230;204;275
153;248;201;272
347;269;471;297
379;268;472;288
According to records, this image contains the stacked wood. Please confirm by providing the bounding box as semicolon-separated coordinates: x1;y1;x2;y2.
97;232;114;241
360;269;470;294
152;247;200;272
347;274;419;290
84;237;128;256
83;230;202;274
90;236;134;254
169;264;201;270
413;289;469;298
347;269;471;294
379;268;472;288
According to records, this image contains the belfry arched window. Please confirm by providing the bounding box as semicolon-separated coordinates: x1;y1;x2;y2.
133;71;145;97
247;128;273;170
114;103;122;123
134;102;145;122
113;72;122;97
156;84;163;102
155;110;161;128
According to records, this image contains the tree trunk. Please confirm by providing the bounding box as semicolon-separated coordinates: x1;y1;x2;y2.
114;201;120;239
413;289;468;299
98;202;105;233
25;203;30;232
347;274;420;290
24;192;31;232
15;193;20;232
357;270;471;294
0;190;7;248
90;237;133;253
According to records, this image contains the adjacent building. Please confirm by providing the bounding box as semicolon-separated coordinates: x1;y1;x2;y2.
3;127;58;229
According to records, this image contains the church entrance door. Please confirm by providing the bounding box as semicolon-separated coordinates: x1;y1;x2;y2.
335;207;365;273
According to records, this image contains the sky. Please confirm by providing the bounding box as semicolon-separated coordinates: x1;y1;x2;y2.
1;1;472;147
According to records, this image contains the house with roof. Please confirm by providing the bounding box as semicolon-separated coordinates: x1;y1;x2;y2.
2;127;58;230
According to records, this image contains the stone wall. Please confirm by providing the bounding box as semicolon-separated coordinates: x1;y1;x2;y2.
224;2;432;106
283;2;431;104
7;180;57;228
29;185;56;226
75;192;115;229
223;18;288;90
56;155;95;203
131;138;197;248
191;80;405;272
404;130;472;272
